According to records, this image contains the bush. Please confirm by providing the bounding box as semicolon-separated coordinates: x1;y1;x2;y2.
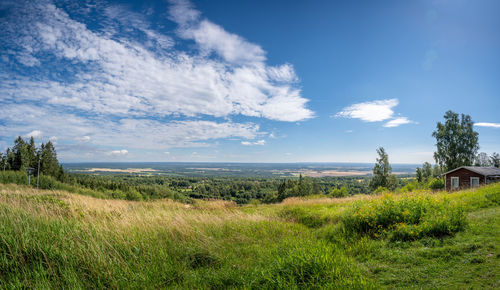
0;171;28;185
125;189;143;201
330;186;348;198
373;186;389;194
342;193;466;241
428;178;445;190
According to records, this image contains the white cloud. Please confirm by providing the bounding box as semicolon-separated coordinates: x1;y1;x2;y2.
0;103;262;160
179;20;266;64
0;0;312;122
384;117;412;128
75;136;91;142
335;99;414;128
475;122;500;128
335;99;399;122
0;0;314;161
241;140;266;146
108;149;128;156
24;130;43;139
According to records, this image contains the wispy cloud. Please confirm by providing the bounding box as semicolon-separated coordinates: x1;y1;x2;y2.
383;117;412;128
108;149;128;156
475;122;500;128
0;0;314;160
241;140;266;146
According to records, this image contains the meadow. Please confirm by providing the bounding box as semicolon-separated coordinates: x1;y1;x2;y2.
0;182;498;289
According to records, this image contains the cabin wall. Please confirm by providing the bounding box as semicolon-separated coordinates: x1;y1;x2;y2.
445;168;485;190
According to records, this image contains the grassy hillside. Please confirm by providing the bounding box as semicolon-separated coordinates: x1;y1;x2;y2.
0;183;499;289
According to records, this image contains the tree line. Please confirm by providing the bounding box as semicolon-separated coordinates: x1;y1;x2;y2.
0;136;67;181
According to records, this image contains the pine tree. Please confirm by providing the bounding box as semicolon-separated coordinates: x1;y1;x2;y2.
12;136;28;171
27;137;38;169
40;141;59;176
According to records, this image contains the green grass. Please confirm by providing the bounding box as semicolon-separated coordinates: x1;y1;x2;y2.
0;183;499;288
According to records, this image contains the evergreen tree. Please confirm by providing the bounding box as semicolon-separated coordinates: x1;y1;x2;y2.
40;141;59;176
0;153;5;171
432;111;479;171
12;136;28;171
370;147;397;190
27;137;38;169
6;148;14;170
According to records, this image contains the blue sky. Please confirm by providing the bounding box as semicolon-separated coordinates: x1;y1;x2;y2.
0;0;499;163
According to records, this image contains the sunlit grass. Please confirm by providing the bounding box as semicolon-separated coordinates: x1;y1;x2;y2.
0;182;499;288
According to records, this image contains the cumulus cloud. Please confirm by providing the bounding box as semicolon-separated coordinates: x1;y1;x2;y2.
475;122;500;128
241;140;266;146
0;0;313;160
335;98;413;128
335;99;399;122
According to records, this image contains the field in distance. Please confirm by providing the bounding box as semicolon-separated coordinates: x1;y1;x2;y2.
63;162;418;177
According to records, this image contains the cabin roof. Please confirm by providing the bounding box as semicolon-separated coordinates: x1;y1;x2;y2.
442;166;500;177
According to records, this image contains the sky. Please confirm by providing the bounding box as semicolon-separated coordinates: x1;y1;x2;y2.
0;0;499;163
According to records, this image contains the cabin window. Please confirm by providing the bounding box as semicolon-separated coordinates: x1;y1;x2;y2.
451;177;459;189
470;177;479;188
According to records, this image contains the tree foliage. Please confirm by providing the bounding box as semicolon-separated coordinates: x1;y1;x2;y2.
474;152;492;167
432;111;479;171
369;147;397;191
491;152;500;168
1;136;62;179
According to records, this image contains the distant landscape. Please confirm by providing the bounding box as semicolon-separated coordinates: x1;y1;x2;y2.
1;0;499;288
63;162;418;177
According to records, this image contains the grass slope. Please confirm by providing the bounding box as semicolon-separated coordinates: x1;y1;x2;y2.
0;183;499;289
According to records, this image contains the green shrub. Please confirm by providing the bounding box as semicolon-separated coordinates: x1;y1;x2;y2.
125;189;143;201
330;186;348;198
342;193;466;241
0;171;28;185
373;186;389;194
428;178;445;190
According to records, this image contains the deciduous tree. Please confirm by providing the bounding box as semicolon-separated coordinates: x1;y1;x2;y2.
432;111;479;171
370;147;397;191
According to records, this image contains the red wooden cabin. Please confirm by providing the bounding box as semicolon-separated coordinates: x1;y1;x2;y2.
442;166;500;190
